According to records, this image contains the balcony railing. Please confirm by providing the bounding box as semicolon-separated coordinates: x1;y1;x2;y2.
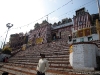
51;22;73;30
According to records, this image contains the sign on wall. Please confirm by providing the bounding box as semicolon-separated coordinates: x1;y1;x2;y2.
36;38;43;44
69;45;73;53
28;39;32;45
22;44;26;50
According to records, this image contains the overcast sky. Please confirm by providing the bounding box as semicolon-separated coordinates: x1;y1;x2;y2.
0;0;99;48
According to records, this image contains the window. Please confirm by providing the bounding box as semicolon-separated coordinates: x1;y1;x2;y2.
88;36;93;41
79;21;83;25
77;12;79;15
80;38;84;42
34;34;36;37
69;35;72;42
73;33;76;38
39;33;40;36
73;39;76;43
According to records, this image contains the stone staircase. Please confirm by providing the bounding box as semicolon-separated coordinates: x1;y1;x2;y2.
0;40;100;75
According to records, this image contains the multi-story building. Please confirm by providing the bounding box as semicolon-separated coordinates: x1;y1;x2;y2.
9;33;28;50
71;7;100;43
28;20;51;45
9;7;100;47
28;18;73;45
10;33;20;49
51;18;73;42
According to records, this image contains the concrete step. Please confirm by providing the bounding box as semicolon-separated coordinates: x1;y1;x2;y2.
48;58;69;61
2;64;100;75
10;57;69;61
9;58;69;64
0;64;36;75
9;55;69;61
2;64;65;75
49;61;69;64
0;64;72;75
0;70;15;75
9;60;70;67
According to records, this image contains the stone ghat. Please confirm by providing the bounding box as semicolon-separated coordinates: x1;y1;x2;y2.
0;40;100;75
0;63;100;75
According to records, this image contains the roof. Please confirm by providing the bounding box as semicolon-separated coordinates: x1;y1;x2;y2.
51;22;73;30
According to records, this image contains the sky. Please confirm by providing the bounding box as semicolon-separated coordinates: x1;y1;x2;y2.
0;0;99;48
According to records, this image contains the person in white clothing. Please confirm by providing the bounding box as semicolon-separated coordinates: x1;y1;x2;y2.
36;53;49;75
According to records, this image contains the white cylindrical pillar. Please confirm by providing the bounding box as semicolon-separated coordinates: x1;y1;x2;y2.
69;42;98;71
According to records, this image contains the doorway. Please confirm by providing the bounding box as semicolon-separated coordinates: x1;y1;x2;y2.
96;56;100;70
52;33;57;40
59;32;61;39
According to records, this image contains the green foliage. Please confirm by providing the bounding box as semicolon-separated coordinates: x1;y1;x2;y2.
2;47;12;55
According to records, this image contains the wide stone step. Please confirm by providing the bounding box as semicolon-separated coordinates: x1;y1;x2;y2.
2;64;67;75
5;63;37;68
49;65;72;71
0;70;15;75
2;63;100;75
21;55;69;58
1;64;70;75
46;55;69;58
9;58;39;61
9;58;69;63
8;62;37;66
0;65;36;75
24;51;69;55
48;58;69;61
6;61;71;70
9;60;70;65
24;53;69;56
9;57;69;61
9;55;69;61
12;48;69;55
49;61;69;64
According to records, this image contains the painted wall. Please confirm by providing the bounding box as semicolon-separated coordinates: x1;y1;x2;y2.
71;34;99;43
97;50;100;56
92;34;99;40
28;24;51;45
69;43;98;71
73;12;91;32
51;25;72;41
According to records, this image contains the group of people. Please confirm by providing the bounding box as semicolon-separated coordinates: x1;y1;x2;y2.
2;53;49;75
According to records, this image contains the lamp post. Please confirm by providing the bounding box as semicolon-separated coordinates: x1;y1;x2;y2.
1;41;3;48
3;23;13;49
97;0;100;20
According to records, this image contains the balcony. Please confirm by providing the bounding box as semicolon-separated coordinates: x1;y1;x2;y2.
51;22;73;30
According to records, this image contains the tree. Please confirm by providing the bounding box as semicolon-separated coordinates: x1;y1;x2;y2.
58;21;61;25
2;47;12;55
34;23;40;29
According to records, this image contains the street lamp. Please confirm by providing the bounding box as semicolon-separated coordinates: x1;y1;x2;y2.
96;0;100;20
3;23;13;49
1;41;3;48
